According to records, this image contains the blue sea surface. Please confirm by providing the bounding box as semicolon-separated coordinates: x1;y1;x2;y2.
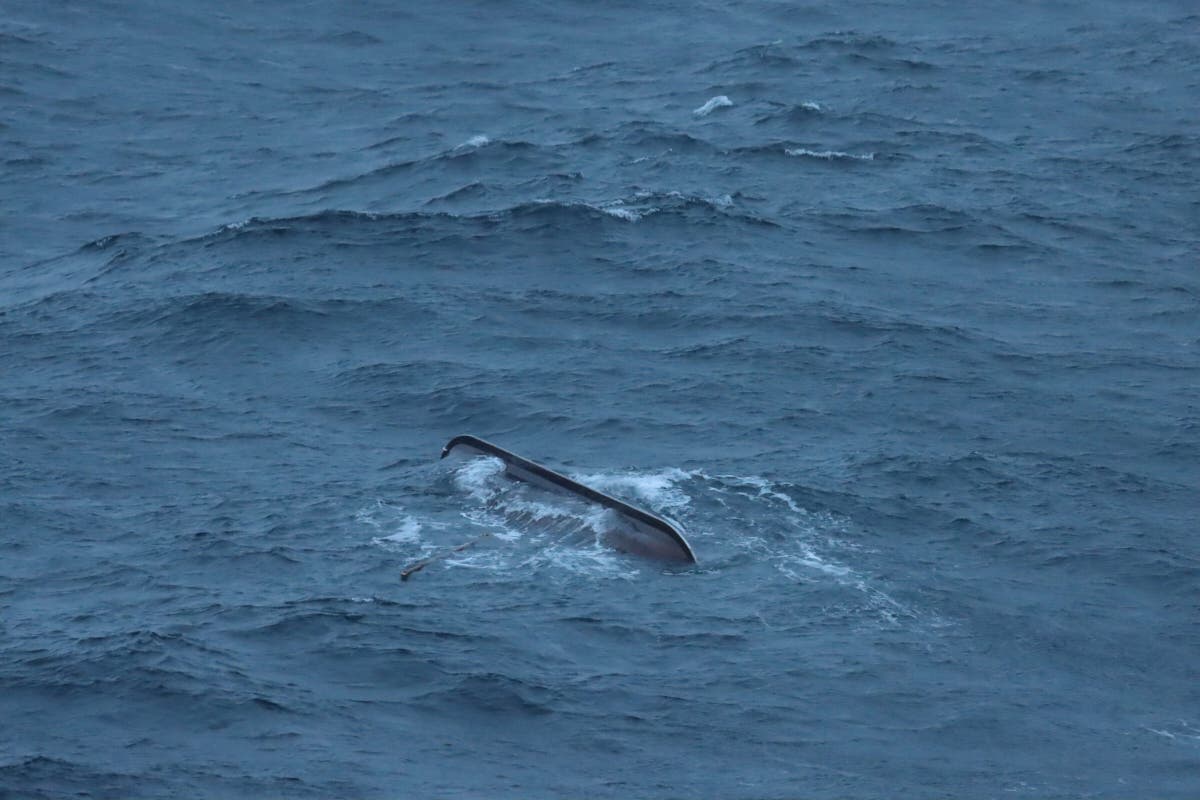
2;1;1198;797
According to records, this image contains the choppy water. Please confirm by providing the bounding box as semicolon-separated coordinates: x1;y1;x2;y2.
3;1;1198;797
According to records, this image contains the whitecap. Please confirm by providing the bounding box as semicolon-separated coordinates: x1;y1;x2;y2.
523;198;647;222
522;538;640;580
457;134;490;149
693;95;733;117
1143;721;1200;745
600;205;643;222
709;473;807;515
571;467;696;511
379;517;422;544
776;545;853;579
442;548;511;573
453;455;506;501
785;148;874;161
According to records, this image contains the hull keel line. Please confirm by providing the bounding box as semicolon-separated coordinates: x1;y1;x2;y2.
431;434;697;569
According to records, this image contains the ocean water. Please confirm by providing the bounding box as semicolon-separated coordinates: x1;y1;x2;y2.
2;1;1198;797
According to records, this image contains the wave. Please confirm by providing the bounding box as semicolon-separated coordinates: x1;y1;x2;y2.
356;501;427;548
785;147;875;161
3;625;274;718
315;30;383;46
845;53;937;71
607;189;770;224
30;183;775;292
1122;133;1199;162
569;468;697;513
700;32;906;75
1142;720;1200;748
196;192;768;232
1;232;158;312
752;100;823;125
92;289;439;356
186;209;465;251
604;121;720;153
306;137;548;195
143;291;332;329
456;133;491;149
700;41;802;73
799;32;899;51
0;756;147;797
414;671;559;717
727;141;879;164
516;191;757;225
693;95;733;117
1015;67;1078;83
810;203;1027;241
422;180;489;205
0;30;38;47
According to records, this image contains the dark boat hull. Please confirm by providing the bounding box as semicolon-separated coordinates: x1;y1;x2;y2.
441;434;697;564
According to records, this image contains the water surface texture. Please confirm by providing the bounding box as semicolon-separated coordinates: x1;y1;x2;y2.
3;1;1198;797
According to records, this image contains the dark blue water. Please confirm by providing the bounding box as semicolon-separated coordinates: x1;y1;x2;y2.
3;2;1198;797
